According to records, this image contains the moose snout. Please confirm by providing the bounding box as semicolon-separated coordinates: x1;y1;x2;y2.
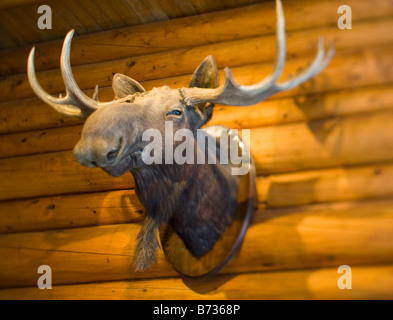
73;141;97;168
73;137;123;168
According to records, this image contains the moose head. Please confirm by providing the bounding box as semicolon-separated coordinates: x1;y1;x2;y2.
27;0;334;272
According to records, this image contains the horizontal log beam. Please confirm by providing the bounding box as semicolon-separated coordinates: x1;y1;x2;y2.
0;150;134;201
1;0;392;76
0;198;393;289
1;41;392;136
1;109;393;201
0;125;82;158
0;96;82;135
211;84;393;130
0;190;143;234
0;264;392;299
257;163;393;207
2;161;393;234
143;45;393;102
1;85;393;159
251;109;393;175
1;17;393;103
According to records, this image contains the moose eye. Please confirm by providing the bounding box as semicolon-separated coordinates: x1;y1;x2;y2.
165;110;182;118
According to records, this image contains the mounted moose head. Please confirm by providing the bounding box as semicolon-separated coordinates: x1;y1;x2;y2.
27;0;334;273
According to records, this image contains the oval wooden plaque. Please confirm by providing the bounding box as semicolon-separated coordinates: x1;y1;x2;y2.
159;125;256;278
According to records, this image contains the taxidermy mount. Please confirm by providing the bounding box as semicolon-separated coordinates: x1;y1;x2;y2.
27;0;333;276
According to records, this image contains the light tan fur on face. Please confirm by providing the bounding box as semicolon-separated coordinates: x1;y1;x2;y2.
73;86;188;170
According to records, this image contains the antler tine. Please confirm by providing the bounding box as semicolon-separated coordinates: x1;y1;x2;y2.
276;37;335;92
28;30;106;119
60;30;101;114
181;0;334;107
249;0;286;89
28;46;83;117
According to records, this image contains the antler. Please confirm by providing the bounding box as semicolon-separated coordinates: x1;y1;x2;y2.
181;0;335;107
28;30;118;119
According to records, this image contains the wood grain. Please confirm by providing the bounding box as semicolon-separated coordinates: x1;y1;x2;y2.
1;109;393;200
2;161;393;234
0;125;82;158
0;150;134;201
1;85;393;158
1;80;392;137
250;109;393;175
0;190;143;234
0;198;393;288
0;264;392;299
0;0;392;300
0;0;48;10
257;163;393;207
0;41;392;138
3;0;392;75
2;17;393;103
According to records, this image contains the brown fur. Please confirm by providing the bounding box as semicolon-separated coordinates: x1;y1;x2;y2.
72;57;239;271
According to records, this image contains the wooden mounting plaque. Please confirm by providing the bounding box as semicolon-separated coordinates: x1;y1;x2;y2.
159;125;256;279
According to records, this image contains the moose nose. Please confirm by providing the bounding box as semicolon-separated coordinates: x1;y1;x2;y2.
73;137;124;168
73;141;97;168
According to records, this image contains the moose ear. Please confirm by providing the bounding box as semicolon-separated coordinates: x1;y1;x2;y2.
189;55;219;89
112;73;146;99
188;56;219;127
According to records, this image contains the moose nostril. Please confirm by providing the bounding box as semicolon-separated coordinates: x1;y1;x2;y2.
106;147;120;163
91;161;97;167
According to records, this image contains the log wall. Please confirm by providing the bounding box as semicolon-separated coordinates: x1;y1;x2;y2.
0;0;393;299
